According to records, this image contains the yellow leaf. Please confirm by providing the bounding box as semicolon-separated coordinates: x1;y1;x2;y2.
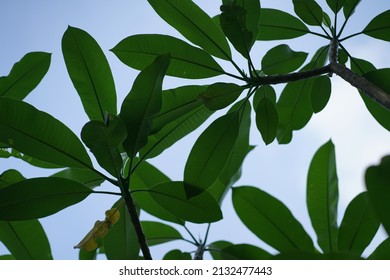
74;220;110;251
105;208;120;225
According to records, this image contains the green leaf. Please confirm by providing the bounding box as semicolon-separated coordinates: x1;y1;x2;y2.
326;0;347;13
141;221;183;246
79;249;97;260
81;115;126;177
220;0;260;58
220;244;271;260
307;140;339;253
338;192;380;256
232;186;314;253
0;98;92;168
311;75;332;113
0;177;92;221
292;0;323;26
0;220;52;259
149;181;222;224
51;168;104;189
62;26;117;121
273;251;362;260
363;10;390;42
131;161;182;225
322;11;332;28
276;46;329;144
338;48;349;65
120;54;170;158
208;241;233;260
0;52;51;100
0;169;25;189
5;148;62;169
0;255;15;260
255;87;278;145
184;112;240;198
365;156;390;235
199;83;243;110
343;0;361;19
258;8;309;40
163;249;192;260
111;34;224;79
103;200;140;260
368;238;390;260
147;0;231;60
261;44;308;75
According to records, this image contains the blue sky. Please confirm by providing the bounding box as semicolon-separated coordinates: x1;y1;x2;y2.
1;0;390;259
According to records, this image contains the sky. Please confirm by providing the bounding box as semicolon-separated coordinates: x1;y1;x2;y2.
0;0;390;259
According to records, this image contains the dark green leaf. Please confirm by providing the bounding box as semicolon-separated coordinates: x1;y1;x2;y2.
81;115;126;177
338;48;349;65
103;200;140;259
163;249;192;260
141;221;182;246
220;0;260;58
293;0;323;26
322;11;332;28
147;0;231;60
149;181;222;224
311;75;332;113
255;90;278;145
258;8;309;40
307;140;339;253
262;44;308;75
363;10;390;42
0;177;92;221
62;26;117;121
184;112;240;197
350;57;375;75
273;251;362;260
131;161;182;224
199;83;243;110
0;220;52;259
120;54;170;158
338;192;380;256
220;244;271;260
232;186;314;253
0;52;51;100
326;0;347;13
0;255;15;260
0;98;92;168
79;248;97;260
343;0;361;19
208;241;233;260
368;238;390;260
112;34;224;79
140;86;213;159
51;168;104;189
365;156;390;235
0;169;25;189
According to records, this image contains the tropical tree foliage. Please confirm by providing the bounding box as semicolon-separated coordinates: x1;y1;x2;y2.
1;0;390;260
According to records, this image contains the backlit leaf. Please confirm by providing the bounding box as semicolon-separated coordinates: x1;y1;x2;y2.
51;168;104;189
255;90;278;145
141;221;183;246
326;0;347;13
199;83;243;110
163;250;192;260
363;10;390;42
311;75;332;113
220;244;271;260
293;0;323;26
368;238;390;260
343;0;361;19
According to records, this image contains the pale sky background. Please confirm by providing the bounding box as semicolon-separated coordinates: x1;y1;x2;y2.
0;0;389;259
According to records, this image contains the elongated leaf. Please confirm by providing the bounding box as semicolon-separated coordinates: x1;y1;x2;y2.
120;54;170;158
141;221;182;246
0;169;25;189
368;238;390;260
220;0;260;58
103;200;140;260
112;34;223;79
51;168;104;189
311;75;332;113
261;44;308;75
293;0;323;26
2;148;62;169
0;255;15;260
81;115;126;177
62;26;116;121
255;89;278;145
0;220;52;259
0;177;92;221
220;244;271;260
163;250;192;260
199;83;243;110
233;186;314;253
149;181;222;224
365;156;390;235
184;112;240;198
363;10;390;42
131;161;183;224
307;140;339;253
0;98;92;168
258;8;309;40
338;192;380;256
326;0;346;13
273;251;362;260
0;52;51;100
208;241;233;260
147;0;231;60
343;0;361;19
